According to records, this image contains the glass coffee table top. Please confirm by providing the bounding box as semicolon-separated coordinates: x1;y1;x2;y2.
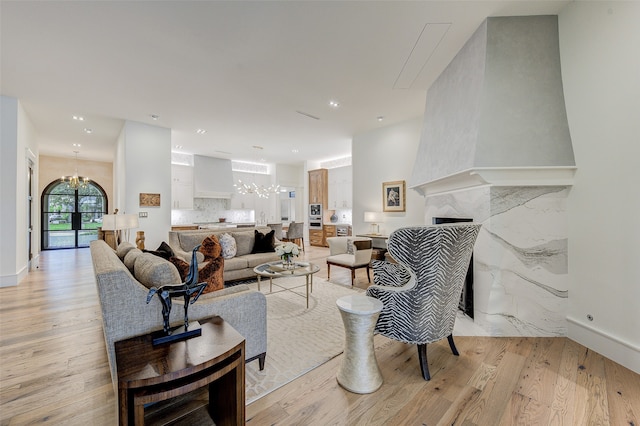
253;261;320;308
254;261;320;277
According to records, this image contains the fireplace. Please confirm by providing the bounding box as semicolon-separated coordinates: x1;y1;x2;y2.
409;16;573;336
433;217;474;319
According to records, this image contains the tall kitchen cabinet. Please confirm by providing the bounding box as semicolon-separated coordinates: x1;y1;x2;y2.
308;169;328;206
171;164;194;210
308;169;328;247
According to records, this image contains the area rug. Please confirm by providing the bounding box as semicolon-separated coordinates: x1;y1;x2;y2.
243;276;364;404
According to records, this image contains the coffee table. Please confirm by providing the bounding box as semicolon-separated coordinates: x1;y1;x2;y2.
253;261;320;308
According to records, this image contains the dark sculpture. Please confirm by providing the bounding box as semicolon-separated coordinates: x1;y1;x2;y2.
146;245;207;335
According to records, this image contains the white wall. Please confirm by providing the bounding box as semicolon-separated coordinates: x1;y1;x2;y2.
352;117;425;235
0;97;19;286
39;155;113;207
560;2;640;372
0;96;38;287
117;121;172;250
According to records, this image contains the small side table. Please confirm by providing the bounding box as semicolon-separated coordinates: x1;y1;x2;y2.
115;316;245;425
336;295;384;394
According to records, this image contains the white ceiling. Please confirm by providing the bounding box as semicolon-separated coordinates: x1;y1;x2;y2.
0;1;570;165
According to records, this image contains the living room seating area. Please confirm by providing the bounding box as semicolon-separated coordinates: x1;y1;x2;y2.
89;238;268;397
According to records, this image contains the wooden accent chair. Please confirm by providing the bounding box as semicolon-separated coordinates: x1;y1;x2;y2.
282;221;304;252
366;223;481;380
326;237;373;286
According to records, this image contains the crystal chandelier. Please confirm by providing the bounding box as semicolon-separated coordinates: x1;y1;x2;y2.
234;179;280;199
61;151;90;190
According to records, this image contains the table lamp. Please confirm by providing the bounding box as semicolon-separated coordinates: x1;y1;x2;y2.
364;211;384;235
101;213;139;248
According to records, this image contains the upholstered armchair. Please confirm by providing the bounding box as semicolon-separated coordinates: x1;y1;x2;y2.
282;221;304;251
366;223;481;380
267;223;283;240
326;236;373;286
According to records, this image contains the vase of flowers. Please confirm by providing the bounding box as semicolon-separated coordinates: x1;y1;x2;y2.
275;242;300;269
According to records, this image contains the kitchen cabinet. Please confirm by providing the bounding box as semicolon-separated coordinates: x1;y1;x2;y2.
308;169;328;206
328;166;352;209
323;225;336;247
309;229;324;247
171;164;194;210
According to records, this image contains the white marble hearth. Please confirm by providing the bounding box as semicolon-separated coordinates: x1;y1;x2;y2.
425;186;569;337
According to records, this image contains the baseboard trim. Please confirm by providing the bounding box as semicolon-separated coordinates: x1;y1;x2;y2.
567;315;640;374
0;263;28;287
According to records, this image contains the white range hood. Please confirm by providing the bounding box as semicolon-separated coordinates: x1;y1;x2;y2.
193;155;234;198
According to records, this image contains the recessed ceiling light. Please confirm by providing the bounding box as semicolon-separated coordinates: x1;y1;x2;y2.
83;128;93;134
73;143;81;147
377;116;384;122
73;115;84;121
329;100;340;108
292;149;299;153
196;129;207;134
150;114;160;120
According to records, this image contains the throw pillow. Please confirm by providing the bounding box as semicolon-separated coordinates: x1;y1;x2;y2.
134;253;182;289
233;232;254;256
116;242;136;259
170;236;224;294
218;233;237;259
346;239;355;255
124;248;143;272
143;241;175;260
252;230;276;253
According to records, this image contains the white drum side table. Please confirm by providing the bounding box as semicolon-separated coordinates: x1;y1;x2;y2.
336;294;384;394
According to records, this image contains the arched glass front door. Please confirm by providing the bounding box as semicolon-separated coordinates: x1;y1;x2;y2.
41;180;108;250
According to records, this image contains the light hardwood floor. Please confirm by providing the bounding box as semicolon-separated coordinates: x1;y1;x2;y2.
1;245;638;425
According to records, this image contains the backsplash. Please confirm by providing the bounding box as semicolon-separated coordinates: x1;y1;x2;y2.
171;198;228;225
329;209;352;224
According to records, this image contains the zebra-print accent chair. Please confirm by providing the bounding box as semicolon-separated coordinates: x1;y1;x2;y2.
366;223;481;380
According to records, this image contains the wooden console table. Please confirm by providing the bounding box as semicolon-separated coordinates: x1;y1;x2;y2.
115;316;245;425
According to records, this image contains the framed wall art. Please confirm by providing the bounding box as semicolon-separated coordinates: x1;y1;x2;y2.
382;180;406;212
139;193;161;207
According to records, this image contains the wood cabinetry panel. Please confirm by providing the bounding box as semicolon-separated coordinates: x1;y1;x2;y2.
323;225;336;247
309;229;324;247
308;169;328;206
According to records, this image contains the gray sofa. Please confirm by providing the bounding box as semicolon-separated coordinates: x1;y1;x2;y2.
89;239;267;394
168;226;281;282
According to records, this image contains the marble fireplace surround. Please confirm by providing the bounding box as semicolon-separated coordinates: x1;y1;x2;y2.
414;179;573;337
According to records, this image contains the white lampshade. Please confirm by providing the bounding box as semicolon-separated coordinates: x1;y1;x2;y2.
101;214;117;231
121;214;139;230
101;213;138;231
364;212;384;223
